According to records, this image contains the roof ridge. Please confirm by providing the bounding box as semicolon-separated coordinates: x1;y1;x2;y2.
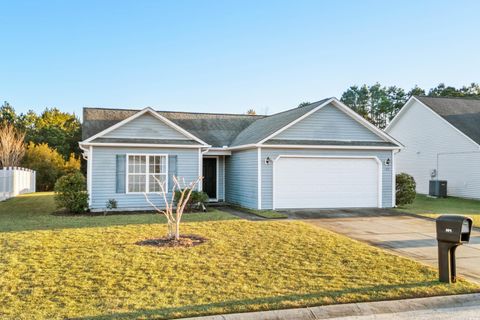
84;107;266;117
83;98;334;119
262;98;333;118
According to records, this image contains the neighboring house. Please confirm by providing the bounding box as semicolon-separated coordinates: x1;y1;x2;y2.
79;98;402;211
386;96;480;200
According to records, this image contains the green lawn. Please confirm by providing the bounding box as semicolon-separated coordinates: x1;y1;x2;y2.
397;194;480;226
0;192;236;232
0;193;478;319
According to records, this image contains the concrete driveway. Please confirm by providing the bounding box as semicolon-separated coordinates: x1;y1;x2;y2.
282;208;480;283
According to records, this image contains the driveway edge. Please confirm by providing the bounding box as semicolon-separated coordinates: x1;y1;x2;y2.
395;208;480;233
179;293;480;320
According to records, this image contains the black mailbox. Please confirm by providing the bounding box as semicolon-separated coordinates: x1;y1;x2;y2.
436;215;473;283
436;215;472;243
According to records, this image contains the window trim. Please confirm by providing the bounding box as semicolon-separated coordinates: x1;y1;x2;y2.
125;153;169;194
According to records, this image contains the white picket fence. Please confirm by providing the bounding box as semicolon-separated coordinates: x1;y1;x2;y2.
0;167;36;201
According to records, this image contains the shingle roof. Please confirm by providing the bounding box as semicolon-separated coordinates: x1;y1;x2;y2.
82;98;395;148
158;111;264;147
82;108;264;147
83;108;137;140
229;98;332;146
415;96;480;145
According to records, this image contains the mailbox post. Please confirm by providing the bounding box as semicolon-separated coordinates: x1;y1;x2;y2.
435;215;472;283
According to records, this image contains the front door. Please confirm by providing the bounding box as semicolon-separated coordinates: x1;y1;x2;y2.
202;158;217;199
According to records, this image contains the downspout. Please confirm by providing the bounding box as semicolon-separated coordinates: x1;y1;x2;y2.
392;148;401;207
79;143;89;160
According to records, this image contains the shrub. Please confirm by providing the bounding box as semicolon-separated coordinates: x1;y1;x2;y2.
22;142;81;191
396;173;416;206
54;171;89;213
106;199;118;211
174;189;209;212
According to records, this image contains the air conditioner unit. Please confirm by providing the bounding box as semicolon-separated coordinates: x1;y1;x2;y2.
429;180;447;198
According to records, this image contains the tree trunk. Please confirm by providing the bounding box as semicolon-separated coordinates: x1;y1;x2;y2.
175;221;180;241
167;221;174;239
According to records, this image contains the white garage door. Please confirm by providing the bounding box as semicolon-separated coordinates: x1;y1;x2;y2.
274;157;380;209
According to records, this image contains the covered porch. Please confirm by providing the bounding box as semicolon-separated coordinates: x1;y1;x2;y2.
202;149;228;202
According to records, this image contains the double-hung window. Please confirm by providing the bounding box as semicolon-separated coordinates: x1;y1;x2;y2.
127;154;167;193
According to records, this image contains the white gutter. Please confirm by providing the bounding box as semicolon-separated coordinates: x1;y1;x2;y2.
79;142;210;149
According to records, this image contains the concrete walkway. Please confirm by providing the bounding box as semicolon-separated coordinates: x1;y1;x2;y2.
283;208;480;283
218;206;266;221
333;305;480;319
181;293;480;320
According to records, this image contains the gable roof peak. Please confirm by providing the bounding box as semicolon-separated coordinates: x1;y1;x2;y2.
388;95;480;147
230;97;401;147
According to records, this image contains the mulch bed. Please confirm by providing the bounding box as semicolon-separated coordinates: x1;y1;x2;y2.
136;234;207;248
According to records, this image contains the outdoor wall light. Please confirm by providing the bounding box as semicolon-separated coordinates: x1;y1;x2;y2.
384;158;391;166
265;157;272;165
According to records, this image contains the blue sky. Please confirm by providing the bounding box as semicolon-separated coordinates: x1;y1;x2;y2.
1;0;479;118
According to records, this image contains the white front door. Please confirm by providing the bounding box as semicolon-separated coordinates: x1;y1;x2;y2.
273;157;381;209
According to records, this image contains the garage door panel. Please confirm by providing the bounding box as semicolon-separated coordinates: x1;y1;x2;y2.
274;157;379;209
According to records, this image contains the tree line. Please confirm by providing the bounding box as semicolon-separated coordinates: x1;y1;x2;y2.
250;83;480;128
339;83;480;129
0;102;81;190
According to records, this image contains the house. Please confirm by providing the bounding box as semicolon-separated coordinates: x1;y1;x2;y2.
386;96;480;200
79;98;402;211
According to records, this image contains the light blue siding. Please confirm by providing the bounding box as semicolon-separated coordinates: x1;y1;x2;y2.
218;156;225;201
90;146;199;210
275;103;383;141
260;148;393;209
104;113;189;140
225;149;257;209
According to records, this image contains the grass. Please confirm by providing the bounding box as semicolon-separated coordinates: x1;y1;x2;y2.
0;222;478;319
397;194;480;226
231;205;289;219
0;192;237;232
0;193;478;319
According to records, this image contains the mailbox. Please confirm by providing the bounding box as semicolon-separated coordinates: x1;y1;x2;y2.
436;215;473;283
436;215;472;243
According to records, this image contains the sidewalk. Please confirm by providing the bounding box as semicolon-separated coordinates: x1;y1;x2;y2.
180;293;480;320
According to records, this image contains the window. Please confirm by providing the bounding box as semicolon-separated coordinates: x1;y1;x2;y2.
127;154;167;193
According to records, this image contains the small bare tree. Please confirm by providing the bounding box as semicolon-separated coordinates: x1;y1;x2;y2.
0;123;25;167
144;176;203;241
